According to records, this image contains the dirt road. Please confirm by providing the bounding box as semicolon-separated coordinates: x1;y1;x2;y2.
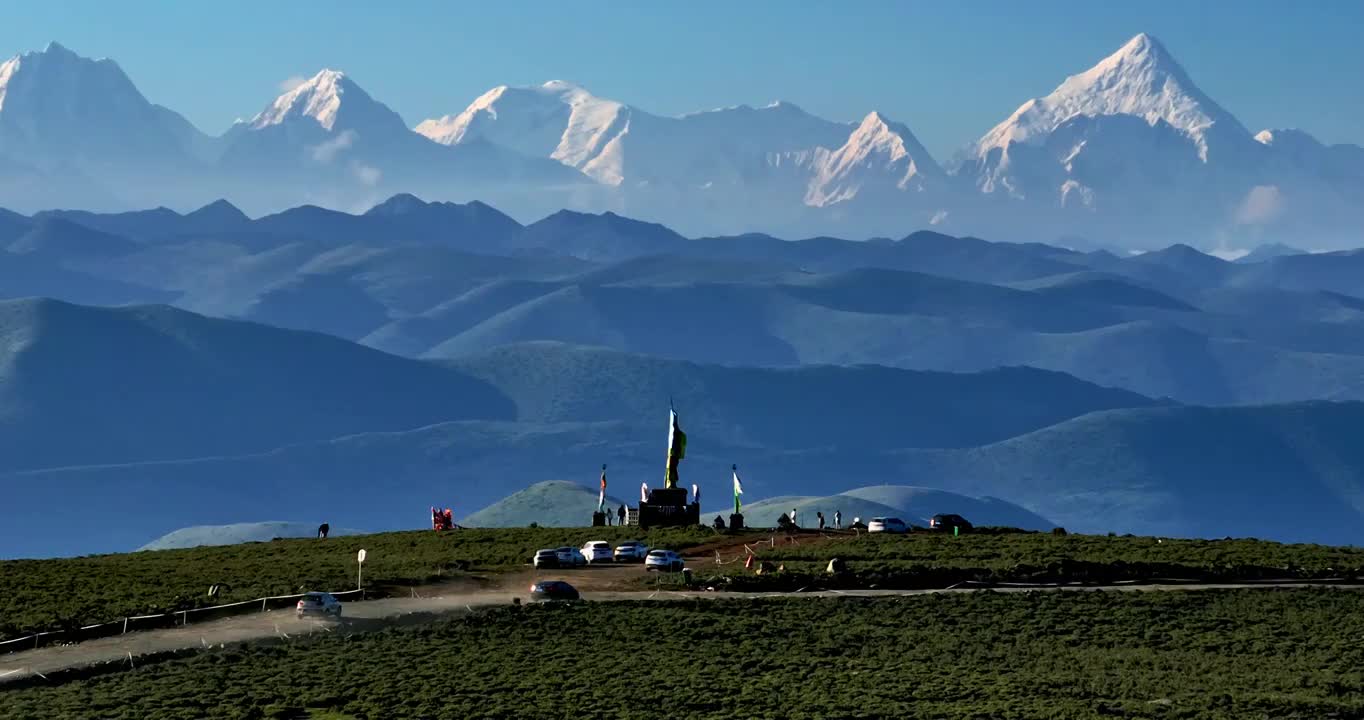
2;578;1356;685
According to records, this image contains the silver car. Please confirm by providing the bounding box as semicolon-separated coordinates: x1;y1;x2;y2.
295;591;342;619
555;546;587;567
613;541;649;562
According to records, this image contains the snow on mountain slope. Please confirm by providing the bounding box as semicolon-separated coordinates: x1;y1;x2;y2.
221;70;470;173
804;111;944;206
417;81;851;188
416;81;627;176
248;69;412;137
0;39;1359;248
972;33;1249;171
0;42;208;168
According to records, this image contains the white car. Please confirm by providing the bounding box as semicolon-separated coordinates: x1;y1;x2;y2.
556;546;587;567
581;540;614;564
533;548;560;569
867;517;909;534
613;541;649;562
644;549;684;572
295;591;342;619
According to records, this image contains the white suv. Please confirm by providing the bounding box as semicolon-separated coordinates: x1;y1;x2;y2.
581;540;614;563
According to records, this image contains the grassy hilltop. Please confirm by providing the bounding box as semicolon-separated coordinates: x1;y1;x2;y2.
0;527;711;642
5;590;1363;719
5;527;1363;643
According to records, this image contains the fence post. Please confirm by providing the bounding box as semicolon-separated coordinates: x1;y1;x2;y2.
123;618;128;635
262;598;267;612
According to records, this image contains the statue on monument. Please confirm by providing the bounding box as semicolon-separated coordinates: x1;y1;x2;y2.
664;404;687;490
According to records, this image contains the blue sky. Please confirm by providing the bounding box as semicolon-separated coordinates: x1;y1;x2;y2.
3;1;1360;159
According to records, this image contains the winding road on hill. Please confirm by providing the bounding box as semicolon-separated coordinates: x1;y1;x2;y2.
2;572;1357;685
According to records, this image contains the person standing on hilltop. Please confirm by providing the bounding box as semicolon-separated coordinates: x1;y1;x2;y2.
817;511;825;530
834;510;842;529
790;508;798;528
617;504;626;526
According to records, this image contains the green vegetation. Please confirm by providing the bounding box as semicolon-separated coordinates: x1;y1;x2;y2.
5;590;1363;719
758;530;1364;572
9;527;1364;644
0;527;711;641
692;531;1364;590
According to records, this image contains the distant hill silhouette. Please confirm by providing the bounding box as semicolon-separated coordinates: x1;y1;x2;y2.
444;342;1161;451
10;401;1364;557
0;317;1161;557
8;199;1364;406
462;480;627;528
0;298;514;471
139;521;365;551
723;485;1055;531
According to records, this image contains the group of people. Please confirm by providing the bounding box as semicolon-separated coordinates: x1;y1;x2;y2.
600;505;628;526
776;508;842;531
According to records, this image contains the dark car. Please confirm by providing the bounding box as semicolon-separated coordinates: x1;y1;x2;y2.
529;580;580;602
930;514;974;532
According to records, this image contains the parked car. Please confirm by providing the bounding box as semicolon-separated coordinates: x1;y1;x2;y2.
930;514;974;533
533;549;560;569
613;541;648;562
581;540;614;564
529;580;580;602
644;549;684;572
867;517;908;534
296;591;342;619
556;546;587;567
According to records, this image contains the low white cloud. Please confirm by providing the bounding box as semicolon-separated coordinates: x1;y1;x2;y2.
929;210;949;225
1234;185;1284;226
278;75;307;93
1207;247;1250;261
352;162;382;187
309;130;356;164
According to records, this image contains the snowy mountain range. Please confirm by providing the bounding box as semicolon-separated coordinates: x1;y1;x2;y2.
0;35;1359;251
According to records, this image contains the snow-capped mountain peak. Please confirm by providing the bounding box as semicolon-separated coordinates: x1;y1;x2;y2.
249;69;353;130
804;111;943;206
974;33;1247;162
846;111;920;163
0;41;207;173
1;41;130;114
416;80;628;179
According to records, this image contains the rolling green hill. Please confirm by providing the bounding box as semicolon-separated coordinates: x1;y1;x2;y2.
138;521;366;551
720;486;1054;530
462;480;628;527
725;482;1053;529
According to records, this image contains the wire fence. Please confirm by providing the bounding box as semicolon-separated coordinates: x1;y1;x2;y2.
0;588;364;655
